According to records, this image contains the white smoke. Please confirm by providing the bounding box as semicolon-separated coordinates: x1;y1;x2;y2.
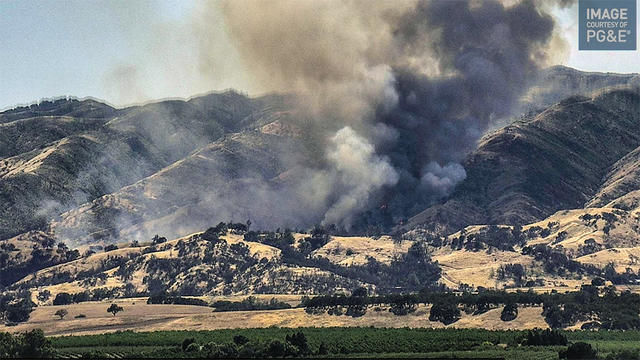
420;162;467;197
322;127;399;227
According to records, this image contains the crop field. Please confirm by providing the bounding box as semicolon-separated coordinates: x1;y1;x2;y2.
46;327;640;359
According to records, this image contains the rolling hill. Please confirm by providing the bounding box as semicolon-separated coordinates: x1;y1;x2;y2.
1;67;640;304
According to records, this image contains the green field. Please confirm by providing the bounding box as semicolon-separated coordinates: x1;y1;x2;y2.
44;327;640;359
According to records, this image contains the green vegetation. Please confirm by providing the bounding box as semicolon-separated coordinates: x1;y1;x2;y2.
12;327;634;359
212;296;292;312
147;295;209;307
0;291;34;324
0;329;53;358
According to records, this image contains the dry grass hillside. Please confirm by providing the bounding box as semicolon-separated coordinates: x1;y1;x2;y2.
0;299;549;336
311;236;411;266
12;231;363;303
16;209;640;301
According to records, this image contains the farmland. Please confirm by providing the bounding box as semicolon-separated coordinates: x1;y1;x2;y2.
42;327;640;359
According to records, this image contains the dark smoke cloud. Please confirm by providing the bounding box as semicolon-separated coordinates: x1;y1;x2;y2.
214;0;564;230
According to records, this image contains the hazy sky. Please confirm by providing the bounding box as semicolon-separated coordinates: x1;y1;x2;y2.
1;0;639;110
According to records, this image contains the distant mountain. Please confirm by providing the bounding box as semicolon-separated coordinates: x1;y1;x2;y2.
405;87;640;234
2;68;640;297
0;91;295;242
0;67;638;246
519;65;640;115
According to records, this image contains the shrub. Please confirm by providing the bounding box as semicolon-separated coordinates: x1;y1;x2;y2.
182;337;196;351
233;335;249;346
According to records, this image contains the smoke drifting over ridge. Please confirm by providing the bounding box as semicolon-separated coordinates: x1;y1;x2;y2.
9;0;576;246
210;0;565;229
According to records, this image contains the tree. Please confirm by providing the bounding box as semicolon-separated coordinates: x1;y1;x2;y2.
286;332;310;355
352;287;368;297
72;291;90;304
501;303;518;321
52;293;73;305
54;309;68;320
429;301;461;325
182;337;196;352
201;228;220;243
266;340;287;358
104;244;118;252
185;343;200;353
233;335;249;346
559;342;597;359
152;235;167;245
0;332;19;358
4;299;35;323
20;329;54;358
107;304;124;316
522;329;567;346
56;242;69;253
318;342;329;355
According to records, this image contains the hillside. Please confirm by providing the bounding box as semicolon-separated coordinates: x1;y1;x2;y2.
405;88;640;234
0;298;549;336
0;91;295;242
520;65;640;115
51;131;306;244
1;68;640;311
1;67;638;246
5;217;640;302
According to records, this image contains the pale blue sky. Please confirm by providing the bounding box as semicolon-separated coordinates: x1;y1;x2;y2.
1;0;638;110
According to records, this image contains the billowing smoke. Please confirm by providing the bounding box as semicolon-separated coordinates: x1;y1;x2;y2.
421;162;467;197
212;0;563;229
47;0;569;244
322;127;399;226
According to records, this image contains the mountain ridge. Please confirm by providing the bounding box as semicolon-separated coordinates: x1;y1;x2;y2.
0;67;639;246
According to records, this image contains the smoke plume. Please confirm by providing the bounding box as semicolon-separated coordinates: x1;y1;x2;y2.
50;0;569;244
211;0;563;229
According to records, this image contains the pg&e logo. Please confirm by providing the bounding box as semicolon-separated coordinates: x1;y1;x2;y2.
579;0;637;50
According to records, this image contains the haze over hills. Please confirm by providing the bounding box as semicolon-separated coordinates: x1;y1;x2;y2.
405;87;640;233
0;66;639;301
1;66;638;247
